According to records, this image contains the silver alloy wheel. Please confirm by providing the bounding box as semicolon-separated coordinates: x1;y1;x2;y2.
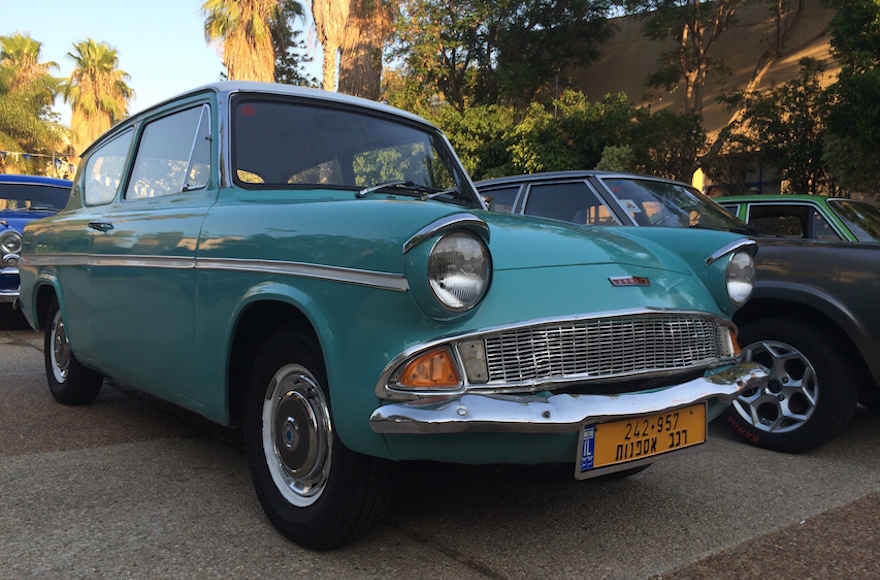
261;363;332;507
731;339;818;433
49;308;71;384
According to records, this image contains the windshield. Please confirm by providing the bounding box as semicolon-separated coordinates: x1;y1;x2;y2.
598;177;751;233
827;199;880;243
231;98;477;206
0;182;70;211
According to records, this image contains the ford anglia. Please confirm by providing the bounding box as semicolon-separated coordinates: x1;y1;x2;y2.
19;82;767;549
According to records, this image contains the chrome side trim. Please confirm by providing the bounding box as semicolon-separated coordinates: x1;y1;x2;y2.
403;213;490;253
196;257;409;291
20;254;89;267
369;361;769;434
19;253;409;292
705;238;757;266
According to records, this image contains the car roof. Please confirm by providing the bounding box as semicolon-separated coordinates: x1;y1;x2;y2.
0;174;72;187
474;170;693;188
81;81;442;160
715;194;845;203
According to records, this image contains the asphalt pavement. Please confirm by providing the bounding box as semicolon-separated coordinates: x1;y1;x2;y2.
2;324;879;579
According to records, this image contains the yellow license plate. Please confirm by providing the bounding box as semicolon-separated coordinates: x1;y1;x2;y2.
577;403;706;477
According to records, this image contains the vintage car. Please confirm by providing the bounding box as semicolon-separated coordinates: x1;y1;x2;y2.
477;171;880;453
1;174;71;321
717;194;880;243
19;84;766;549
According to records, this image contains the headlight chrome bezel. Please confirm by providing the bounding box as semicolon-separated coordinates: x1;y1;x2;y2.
725;250;755;307
1;229;23;258
427;230;492;313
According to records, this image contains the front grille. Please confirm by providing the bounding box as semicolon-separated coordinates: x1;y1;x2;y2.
482;313;730;384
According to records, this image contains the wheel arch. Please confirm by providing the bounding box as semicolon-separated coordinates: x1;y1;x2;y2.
733;297;875;387
227;299;322;430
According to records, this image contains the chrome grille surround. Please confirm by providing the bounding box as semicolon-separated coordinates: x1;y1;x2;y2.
482;313;732;385
377;309;738;401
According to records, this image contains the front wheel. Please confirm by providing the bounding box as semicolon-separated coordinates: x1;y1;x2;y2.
244;327;394;550
44;298;103;405
724;318;857;453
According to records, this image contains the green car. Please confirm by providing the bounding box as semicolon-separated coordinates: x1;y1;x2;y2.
18;82;767;549
718;194;880;243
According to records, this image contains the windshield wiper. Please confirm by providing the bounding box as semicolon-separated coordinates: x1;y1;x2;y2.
357;180;427;199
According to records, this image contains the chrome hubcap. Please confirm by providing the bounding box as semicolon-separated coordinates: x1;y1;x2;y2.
732;340;817;433
262;364;331;507
50;310;71;384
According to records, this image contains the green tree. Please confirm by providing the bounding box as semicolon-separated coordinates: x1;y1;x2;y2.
62;39;134;157
720;58;833;195
823;0;880;196
0;33;66;174
392;0;613;112
270;0;317;85
203;0;280;82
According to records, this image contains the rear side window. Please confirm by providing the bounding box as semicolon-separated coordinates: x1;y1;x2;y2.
524;182;619;226
84;129;134;205
482;186;520;213
126;105;212;200
747;204;841;240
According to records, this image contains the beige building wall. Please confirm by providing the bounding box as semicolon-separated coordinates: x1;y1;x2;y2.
568;0;838;139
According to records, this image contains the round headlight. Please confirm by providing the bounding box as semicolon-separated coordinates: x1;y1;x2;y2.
1;229;22;257
726;250;755;306
427;231;491;312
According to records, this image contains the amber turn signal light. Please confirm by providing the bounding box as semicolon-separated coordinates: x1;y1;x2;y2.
397;348;460;389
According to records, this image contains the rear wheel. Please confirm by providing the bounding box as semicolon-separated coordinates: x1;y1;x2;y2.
44;298;103;405
725;318;857;453
244;327;394;550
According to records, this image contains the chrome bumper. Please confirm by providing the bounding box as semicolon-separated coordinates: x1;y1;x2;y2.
369;361;768;434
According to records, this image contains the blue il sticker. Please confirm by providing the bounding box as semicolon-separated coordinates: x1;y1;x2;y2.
581;426;595;472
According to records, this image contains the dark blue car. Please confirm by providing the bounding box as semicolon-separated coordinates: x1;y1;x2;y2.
1;174;72;307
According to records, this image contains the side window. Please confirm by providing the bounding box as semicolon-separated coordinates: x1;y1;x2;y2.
126;105;212;200
524;182;619;226
83;129;134;205
481;186;520;213
748;204;841;240
748;204;807;237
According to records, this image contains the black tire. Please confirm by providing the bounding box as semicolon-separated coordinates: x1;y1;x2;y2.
44;298;103;405
858;389;880;414
244;326;395;550
724;318;858;453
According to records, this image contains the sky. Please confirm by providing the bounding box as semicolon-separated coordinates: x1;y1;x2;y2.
2;0;321;123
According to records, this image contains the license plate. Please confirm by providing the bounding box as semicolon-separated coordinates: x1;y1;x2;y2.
577;403;706;478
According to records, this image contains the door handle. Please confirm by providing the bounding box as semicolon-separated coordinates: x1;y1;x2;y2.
88;221;114;233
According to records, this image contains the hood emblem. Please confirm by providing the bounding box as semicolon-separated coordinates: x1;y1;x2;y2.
609;276;651;287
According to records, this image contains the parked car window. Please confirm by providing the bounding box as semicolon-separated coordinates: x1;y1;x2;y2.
600;177;745;231
84;129;134;206
827;199;880;243
232;100;467;196
0;183;69;211
747;204;841;240
524;182;619;225
481;186;520;213
126;105;212;200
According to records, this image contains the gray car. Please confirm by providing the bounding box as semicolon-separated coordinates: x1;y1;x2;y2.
477;171;880;453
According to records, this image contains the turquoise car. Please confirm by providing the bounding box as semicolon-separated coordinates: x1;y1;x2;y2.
717;194;880;243
18;82;767;549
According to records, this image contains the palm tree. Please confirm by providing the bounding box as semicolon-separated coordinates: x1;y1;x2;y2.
312;0;351;91
338;0;395;99
62;39;134;157
1;33;58;89
203;0;280;82
0;33;66;174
